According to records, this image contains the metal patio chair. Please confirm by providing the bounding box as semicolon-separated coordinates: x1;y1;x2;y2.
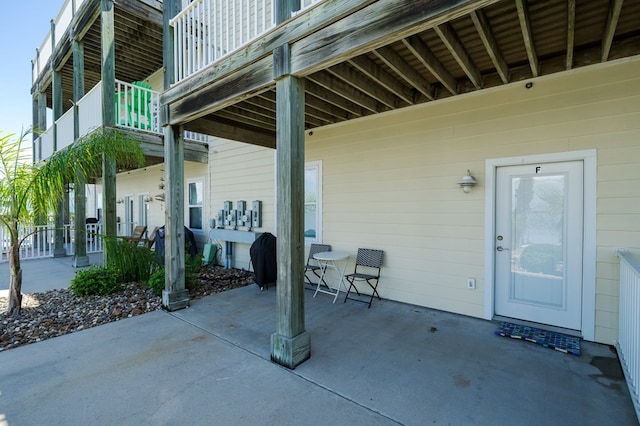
304;243;331;289
343;248;384;308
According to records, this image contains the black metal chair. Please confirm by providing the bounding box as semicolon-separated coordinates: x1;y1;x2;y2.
343;248;384;308
304;243;331;289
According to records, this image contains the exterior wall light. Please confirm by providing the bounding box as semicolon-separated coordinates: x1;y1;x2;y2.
116;198;124;204
458;170;478;193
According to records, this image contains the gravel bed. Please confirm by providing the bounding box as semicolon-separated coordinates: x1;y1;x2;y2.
0;266;254;352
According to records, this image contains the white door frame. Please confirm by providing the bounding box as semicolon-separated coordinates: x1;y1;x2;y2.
484;150;597;341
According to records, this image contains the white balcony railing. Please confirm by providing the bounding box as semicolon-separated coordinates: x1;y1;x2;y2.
32;0;89;84
34;78;209;162
171;0;324;83
0;223;104;263
616;250;640;423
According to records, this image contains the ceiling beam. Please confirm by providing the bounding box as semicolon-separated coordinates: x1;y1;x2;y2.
601;0;624;62
470;9;509;84
326;63;400;109
307;71;383;113
434;23;482;89
186;115;276;149
566;0;575;69
373;45;434;100
348;55;415;105
305;80;365;117
402;35;457;95
515;0;539;77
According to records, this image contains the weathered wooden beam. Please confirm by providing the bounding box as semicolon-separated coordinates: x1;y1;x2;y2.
259;91;344;126
434;23;482;89
185;115;276;149
166;56;275;126
162;124;189;311
601;0;624;62
403;34;458;94
515;0;539;77
470;9;509;84
101;0;117;255
326;62;399;109
115;127;208;163
307;71;382;113
374;45;434;100
72;32;89;267
347;55;415;105
271;74;310;369
305;79;365;117
290;0;499;76
566;0;575;70
162;0;377;106
215;107;277;132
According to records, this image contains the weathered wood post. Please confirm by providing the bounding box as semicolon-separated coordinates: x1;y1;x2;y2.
161;0;189;311
270;0;310;369
101;0;117;263
51;19;66;258
72;30;89;267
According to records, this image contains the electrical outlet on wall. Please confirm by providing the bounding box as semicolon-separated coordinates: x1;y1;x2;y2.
467;278;476;290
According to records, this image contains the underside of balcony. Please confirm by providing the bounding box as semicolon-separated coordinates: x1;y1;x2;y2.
163;0;640;149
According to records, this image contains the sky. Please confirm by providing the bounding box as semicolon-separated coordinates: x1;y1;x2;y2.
0;1;65;142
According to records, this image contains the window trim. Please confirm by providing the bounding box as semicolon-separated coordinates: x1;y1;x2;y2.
305;161;322;244
186;178;205;233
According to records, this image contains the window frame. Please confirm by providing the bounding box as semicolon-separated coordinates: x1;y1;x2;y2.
304;161;322;244
186;178;205;233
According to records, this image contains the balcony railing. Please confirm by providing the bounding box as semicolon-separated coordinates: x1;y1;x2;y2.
0;223;103;263
616;250;640;422
171;0;324;82
35;79;209;163
32;0;89;84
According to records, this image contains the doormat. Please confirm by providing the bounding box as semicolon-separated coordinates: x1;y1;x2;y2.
495;322;581;356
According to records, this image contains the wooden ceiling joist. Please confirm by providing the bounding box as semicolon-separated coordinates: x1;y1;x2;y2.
566;0;575;70
307;71;382;114
373;46;435;100
515;0;539;77
470;9;509;83
434;23;483;89
326;63;399;109
347;55;415;105
601;0;624;62
402;35;458;95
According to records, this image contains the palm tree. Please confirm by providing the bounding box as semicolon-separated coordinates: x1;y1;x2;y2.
0;129;144;316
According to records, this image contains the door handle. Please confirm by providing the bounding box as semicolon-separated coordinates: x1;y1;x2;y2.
496;246;510;251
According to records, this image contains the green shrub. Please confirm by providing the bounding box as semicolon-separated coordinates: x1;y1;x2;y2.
103;237;161;284
147;268;165;296
147;253;203;295
70;266;120;296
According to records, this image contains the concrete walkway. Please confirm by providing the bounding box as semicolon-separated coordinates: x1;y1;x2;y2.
0;257;637;425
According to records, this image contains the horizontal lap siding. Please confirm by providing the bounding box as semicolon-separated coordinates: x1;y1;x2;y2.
205;57;640;344
306;57;640;343
208;138;275;269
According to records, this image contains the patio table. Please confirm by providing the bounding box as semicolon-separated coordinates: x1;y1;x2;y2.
312;251;350;303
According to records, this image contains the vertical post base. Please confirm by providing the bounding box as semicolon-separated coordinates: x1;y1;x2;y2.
270;331;311;369
53;247;67;258
162;289;190;311
72;255;90;268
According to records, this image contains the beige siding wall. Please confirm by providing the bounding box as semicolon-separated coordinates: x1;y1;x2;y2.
208;138;275;270
115;162;208;245
207;57;640;344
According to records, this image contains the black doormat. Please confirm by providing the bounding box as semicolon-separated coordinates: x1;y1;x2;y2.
495;322;581;356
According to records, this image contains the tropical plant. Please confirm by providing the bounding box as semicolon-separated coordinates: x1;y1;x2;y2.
103;236;161;284
0;129;144;316
70;266;120;296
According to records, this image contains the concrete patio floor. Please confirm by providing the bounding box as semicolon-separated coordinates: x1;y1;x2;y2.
0;256;637;425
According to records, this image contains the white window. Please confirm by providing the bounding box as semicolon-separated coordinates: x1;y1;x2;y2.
187;179;204;230
305;161;322;243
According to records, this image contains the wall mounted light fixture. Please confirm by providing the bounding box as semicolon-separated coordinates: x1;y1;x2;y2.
458;170;478;193
144;195;153;203
116;198;124;204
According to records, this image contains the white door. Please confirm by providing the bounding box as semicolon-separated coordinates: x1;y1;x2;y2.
495;161;583;330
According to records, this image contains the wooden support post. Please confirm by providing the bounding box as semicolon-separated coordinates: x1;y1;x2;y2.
72;32;89;267
270;42;310;369
101;0;117;263
161;0;188;311
162;124;189;311
52;18;66;258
